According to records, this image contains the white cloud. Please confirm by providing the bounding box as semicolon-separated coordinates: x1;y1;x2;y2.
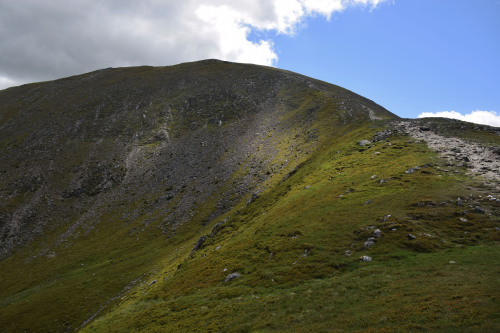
0;0;388;89
0;76;20;90
418;110;500;127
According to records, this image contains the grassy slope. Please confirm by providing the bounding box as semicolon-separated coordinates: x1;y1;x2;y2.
83;126;500;332
0;61;499;332
0;64;387;331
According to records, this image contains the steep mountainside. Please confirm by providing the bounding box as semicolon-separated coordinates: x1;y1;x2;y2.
0;60;499;332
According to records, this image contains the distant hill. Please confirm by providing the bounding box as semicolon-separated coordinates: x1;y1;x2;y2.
0;60;499;332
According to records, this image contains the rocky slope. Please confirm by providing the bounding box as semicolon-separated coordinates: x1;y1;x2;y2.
0;59;393;260
0;60;499;332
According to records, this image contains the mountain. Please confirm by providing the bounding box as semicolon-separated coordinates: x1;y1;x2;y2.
0;60;499;332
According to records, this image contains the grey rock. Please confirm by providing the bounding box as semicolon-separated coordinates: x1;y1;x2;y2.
373;229;382;238
456;197;464;207
372;130;392;142
473;206;485;214
224;272;241;282
360;255;372;262
407;233;416;240
211;219;227;236
149;280;157;286
358;140;372;146
246;192;259;205
190;235;206;254
405;166;420;174
364;240;375;248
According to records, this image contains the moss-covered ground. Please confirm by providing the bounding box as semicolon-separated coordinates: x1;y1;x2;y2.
77;128;500;332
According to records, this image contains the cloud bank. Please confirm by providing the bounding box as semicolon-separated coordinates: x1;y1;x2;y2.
0;0;386;89
418;110;500;127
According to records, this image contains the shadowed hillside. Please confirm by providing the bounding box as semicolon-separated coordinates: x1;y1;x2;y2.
0;60;499;332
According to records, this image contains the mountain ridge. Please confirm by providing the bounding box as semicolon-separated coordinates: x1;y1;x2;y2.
1;60;499;332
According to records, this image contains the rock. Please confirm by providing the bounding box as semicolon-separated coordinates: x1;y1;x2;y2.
419;127;431;131
495;227;500;232
372;130;392;142
190;235;206;254
360;255;372;262
456;197;464;207
246;192;259;205
373;229;382;238
449;261;456;264
364;200;372;205
407;234;416;240
224;272;241;282
405;166;420;174
344;250;352;256
364;240;375;248
473;206;485;214
383;214;392;222
211;219;227;236
149;280;157;286
459;217;468;223
358;140;372;146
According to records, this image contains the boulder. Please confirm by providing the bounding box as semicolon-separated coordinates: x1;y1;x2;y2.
358;140;372;146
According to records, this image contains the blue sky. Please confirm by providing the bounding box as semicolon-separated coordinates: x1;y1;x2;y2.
270;0;500;121
1;0;499;125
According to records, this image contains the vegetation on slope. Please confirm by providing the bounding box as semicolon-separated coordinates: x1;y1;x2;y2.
0;60;499;332
82;125;500;332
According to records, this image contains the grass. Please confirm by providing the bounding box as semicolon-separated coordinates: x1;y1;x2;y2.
81;128;500;332
1;61;499;332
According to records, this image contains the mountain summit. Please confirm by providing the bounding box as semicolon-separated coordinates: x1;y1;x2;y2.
1;60;499;332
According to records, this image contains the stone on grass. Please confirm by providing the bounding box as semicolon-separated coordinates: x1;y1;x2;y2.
360;255;372;262
224;272;241;282
358;140;372;146
364;240;375;248
373;229;382;238
190;235;206;255
473;206;485;214
405;166;420;174
407;233;416;240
